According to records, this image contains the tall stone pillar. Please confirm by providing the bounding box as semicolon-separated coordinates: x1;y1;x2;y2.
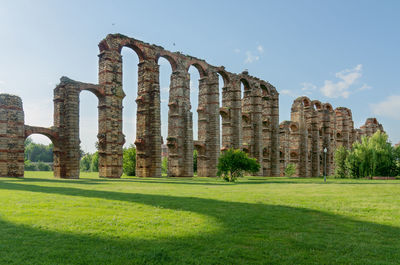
311;110;320;177
135;60;162;178
98;50;125;178
252;87;263;176
291;103;308;177
262;96;272;176
0;94;24;178
53;78;81;179
270;92;280;177
220;75;241;150
196;71;220;177
167;69;193;177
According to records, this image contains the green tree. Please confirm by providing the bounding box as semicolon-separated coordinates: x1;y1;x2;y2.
334;146;349;178
123;145;136;176
161;156;168;175
80;153;93;172
24;160;37;171
284;163;296;177
91;152;99;172
193;150;198;174
217;148;260;182
343;131;397;178
37;161;51;171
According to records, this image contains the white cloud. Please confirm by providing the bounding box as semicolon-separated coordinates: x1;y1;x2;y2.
301;82;317;91
0;80;5;85
244;51;259;64
257;45;264;53
320;64;363;98
280;89;298;98
161;86;169;92
234;48;241;53
357;84;371;91
370;95;400;120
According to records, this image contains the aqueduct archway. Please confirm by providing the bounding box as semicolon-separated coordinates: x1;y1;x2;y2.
0;34;385;178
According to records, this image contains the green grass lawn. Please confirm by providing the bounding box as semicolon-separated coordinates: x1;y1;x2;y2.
1;172;400;265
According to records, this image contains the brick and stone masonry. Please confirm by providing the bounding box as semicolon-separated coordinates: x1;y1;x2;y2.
279;95;385;177
0;33;386;178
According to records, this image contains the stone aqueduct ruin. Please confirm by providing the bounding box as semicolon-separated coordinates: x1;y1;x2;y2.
0;34;384;179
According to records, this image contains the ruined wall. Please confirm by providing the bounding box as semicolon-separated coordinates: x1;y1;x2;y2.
281;96;384;177
0;94;24;177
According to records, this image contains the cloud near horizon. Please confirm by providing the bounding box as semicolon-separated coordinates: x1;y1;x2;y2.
320;64;364;98
370;95;400;120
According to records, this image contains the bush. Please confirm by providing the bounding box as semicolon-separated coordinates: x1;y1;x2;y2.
284;163;296;177
161;156;168;175
37;161;51;171
24;160;37;171
217;148;260;182
91;152;99;172
80;153;93;172
123;145;136;176
334;146;349;178
193;150;198;173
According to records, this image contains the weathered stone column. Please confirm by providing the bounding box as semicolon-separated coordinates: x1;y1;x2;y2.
196;71;220;177
291;101;308;177
270;92;280;177
311;109;320;177
220;75;241;150
53;78;80;179
167;69;193;177
262;95;272;176
252;86;263;176
0;94;24;178
98;50;125;178
135;60;162;178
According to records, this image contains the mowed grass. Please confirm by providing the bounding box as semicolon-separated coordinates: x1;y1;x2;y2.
1;172;400;264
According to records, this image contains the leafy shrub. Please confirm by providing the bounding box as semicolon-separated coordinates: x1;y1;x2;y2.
161;156;168;175
91;152;99;172
24;160;37;171
217;148;260;182
284;163;296;177
80;153;93;172
37;161;51;171
123;145;136;176
334;146;349;178
193;150;198;173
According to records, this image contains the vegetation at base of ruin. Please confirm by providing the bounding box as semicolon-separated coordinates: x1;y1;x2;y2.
123;145;136;176
161;156;168;175
24;137;53;163
334;131;400;178
1;172;400;264
284;163;296;177
193;150;198;173
217;148;260;182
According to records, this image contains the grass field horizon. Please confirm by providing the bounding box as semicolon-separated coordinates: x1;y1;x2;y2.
1;172;400;264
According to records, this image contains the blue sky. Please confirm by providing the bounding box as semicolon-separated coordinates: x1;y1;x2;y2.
0;0;399;152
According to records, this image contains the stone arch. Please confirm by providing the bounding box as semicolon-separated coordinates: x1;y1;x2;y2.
24;126;58;145
155;52;178;72
290;123;298;133
185;60;208;78
323;103;333;112
290;151;298;159
312;100;322;111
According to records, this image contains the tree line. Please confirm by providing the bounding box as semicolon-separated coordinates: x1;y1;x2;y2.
334;131;400;178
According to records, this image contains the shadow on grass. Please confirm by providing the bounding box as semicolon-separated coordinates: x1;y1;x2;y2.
0;180;399;264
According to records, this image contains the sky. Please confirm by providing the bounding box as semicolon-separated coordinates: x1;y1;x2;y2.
0;0;399;152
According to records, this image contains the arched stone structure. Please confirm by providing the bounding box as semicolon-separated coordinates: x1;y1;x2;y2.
1;33;386;179
281;96;385;177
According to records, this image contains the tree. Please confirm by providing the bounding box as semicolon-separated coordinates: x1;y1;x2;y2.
334;146;349;178
161;156;168;175
193;150;198;174
123;145;136;176
80;153;93;172
91;151;99;172
217;148;260;182
284;163;296;177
